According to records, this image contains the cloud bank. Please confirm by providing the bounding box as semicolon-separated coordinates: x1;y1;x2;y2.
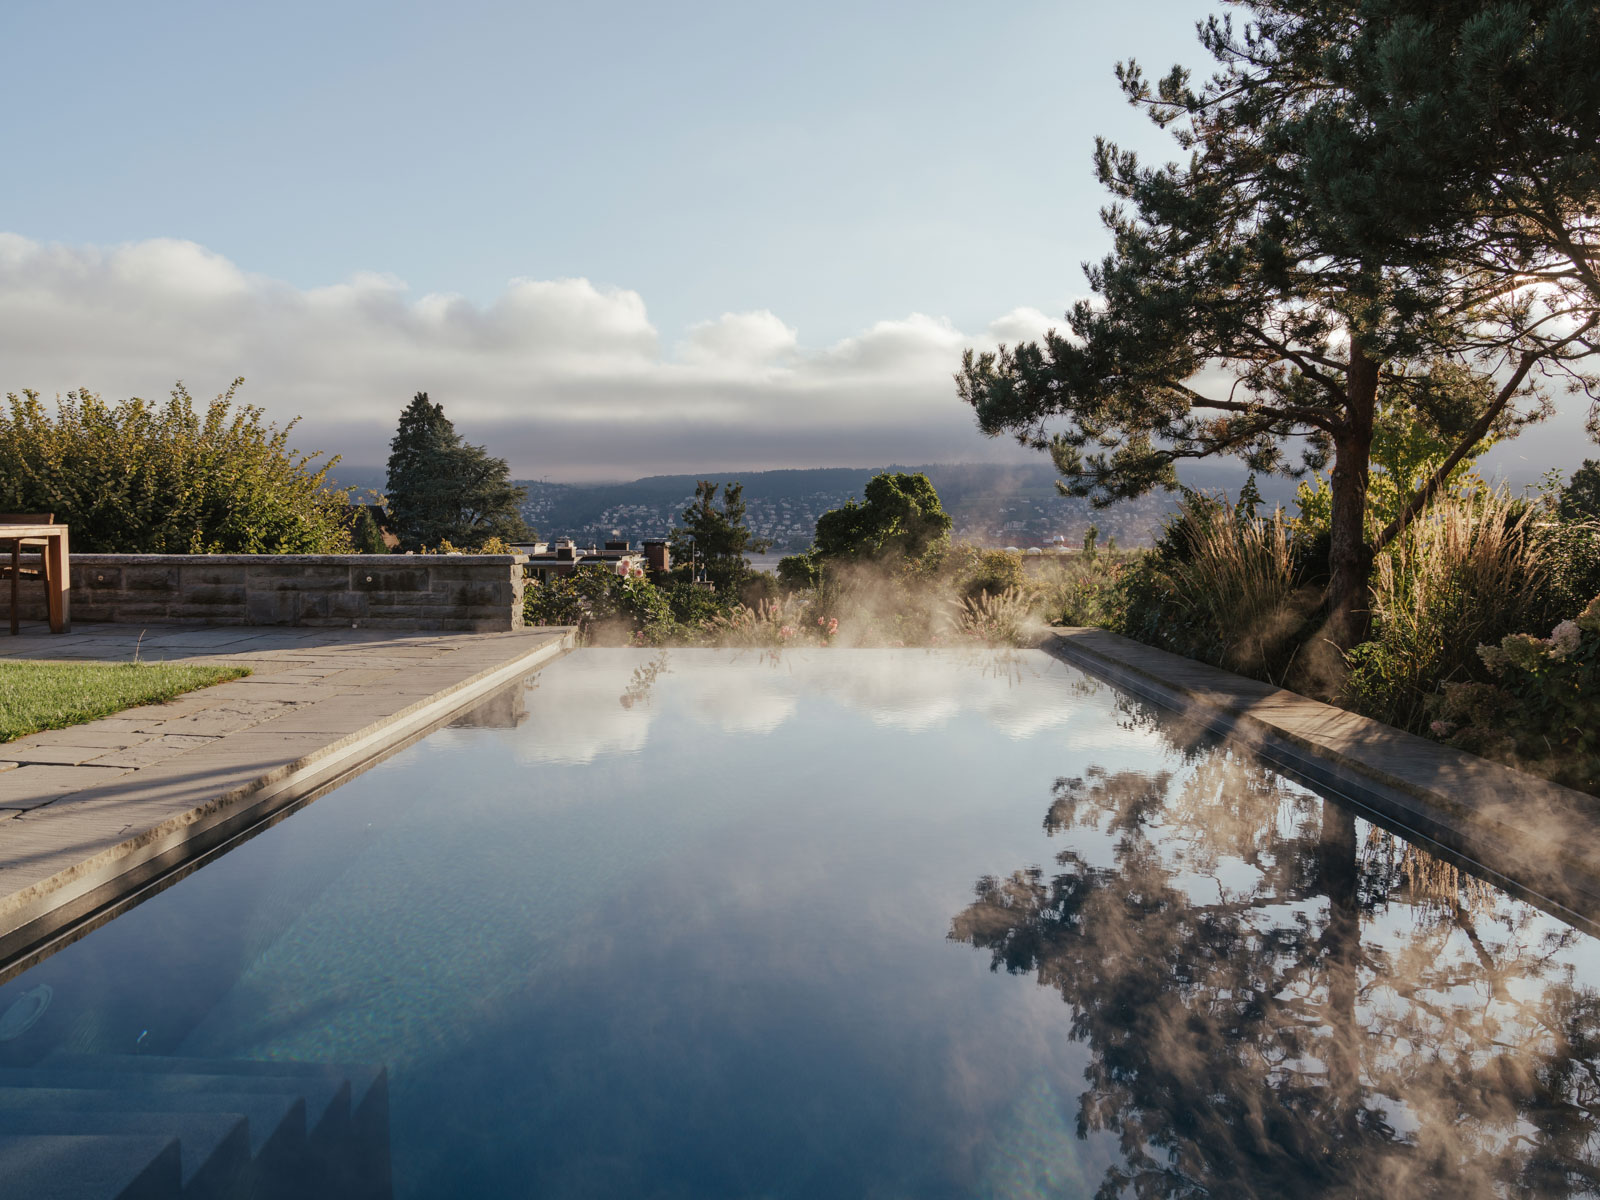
0;234;1056;480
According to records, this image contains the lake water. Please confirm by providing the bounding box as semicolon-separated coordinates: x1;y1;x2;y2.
2;649;1598;1198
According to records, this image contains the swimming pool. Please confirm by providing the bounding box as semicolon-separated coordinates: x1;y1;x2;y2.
1;648;1597;1198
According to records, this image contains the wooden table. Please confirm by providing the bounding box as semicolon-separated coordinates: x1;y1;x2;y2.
0;524;70;633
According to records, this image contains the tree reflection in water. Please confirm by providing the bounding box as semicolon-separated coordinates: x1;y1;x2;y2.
950;740;1600;1198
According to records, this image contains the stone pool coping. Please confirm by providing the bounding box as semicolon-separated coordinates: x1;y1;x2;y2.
1045;627;1600;930
0;623;576;975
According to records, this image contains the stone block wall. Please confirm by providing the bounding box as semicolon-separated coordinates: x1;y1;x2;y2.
15;555;527;632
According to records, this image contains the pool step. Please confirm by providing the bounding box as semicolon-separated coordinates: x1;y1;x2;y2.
0;1103;251;1199
0;1055;391;1199
0;1133;181;1200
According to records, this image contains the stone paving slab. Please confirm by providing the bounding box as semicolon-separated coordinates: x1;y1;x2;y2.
0;622;575;968
1046;628;1600;928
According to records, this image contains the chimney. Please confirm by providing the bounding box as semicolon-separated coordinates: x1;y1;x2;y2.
643;539;670;576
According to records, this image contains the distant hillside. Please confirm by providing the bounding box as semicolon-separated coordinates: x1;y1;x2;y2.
328;459;1294;552
514;460;1296;552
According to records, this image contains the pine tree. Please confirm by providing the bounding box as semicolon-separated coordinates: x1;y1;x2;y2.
384;392;529;549
957;0;1600;647
670;481;768;591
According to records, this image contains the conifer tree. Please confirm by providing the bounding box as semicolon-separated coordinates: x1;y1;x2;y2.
384;392;528;549
670;481;768;591
957;0;1600;646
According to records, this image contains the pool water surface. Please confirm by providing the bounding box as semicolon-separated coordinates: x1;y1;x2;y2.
2;648;1598;1198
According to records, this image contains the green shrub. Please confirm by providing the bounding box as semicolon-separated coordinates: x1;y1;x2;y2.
664;581;728;626
523;574;584;626
776;552;820;591
0;381;352;552
524;565;676;644
1433;596;1600;794
351;506;390;554
738;571;779;609
1034;553;1129;628
948;546;1028;601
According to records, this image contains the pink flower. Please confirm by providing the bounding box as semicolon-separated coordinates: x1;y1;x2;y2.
817;617;825;626
779;625;795;640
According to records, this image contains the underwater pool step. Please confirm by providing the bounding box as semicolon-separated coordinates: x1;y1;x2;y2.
12;1054;393;1200
39;1053;392;1200
0;1109;246;1198
0;1084;304;1199
0;1131;181;1199
0;1082;303;1159
55;1054;389;1133
0;1064;348;1143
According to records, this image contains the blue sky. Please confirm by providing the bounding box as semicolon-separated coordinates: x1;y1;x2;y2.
1;0;1587;480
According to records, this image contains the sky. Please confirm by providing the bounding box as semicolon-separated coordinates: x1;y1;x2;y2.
1;0;1590;482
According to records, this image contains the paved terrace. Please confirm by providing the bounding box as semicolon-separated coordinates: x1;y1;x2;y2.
0;622;574;969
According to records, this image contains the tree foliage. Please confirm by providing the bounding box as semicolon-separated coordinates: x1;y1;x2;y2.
811;472;952;565
385;392;529;550
1561;460;1600;522
779;472;953;605
350;506;390;554
0;380;352;552
957;0;1600;643
669;480;768;592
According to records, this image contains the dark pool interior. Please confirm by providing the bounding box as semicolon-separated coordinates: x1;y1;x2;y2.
1;648;1598;1199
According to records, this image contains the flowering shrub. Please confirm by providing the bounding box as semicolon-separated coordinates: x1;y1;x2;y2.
1432;595;1600;793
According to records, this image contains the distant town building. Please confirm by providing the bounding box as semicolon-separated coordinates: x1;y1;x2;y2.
516;538;670;582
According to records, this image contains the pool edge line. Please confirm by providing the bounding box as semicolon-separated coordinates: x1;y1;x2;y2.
0;629;577;973
1043;627;1600;932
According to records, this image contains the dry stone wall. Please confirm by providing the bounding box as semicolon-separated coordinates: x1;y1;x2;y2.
18;555;526;632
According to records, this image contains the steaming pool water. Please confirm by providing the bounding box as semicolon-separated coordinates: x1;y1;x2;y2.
3;647;1600;1199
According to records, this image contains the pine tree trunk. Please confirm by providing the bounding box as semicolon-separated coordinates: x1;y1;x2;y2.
1317;800;1363;1140
1326;346;1377;648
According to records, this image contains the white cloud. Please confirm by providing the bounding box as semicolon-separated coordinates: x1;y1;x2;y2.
819;313;966;374
680;310;798;368
0;234;1053;477
986;306;1057;346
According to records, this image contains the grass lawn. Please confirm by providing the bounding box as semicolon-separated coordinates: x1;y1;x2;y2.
0;660;251;742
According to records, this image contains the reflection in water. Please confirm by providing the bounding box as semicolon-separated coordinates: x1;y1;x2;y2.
618;651;671;709
951;750;1600;1198
509;648;1127;764
446;676;533;729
